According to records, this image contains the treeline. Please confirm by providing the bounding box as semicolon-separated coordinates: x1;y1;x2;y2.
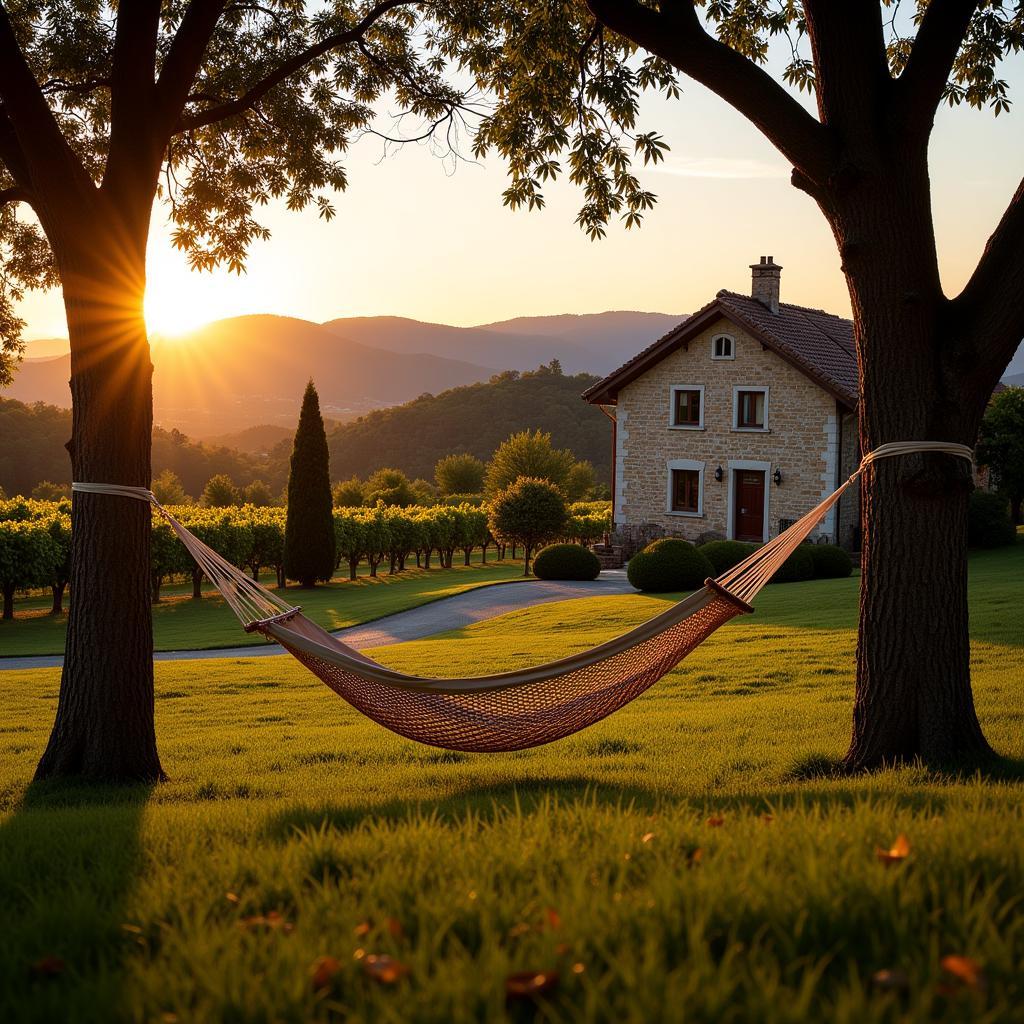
0;397;281;498
321;363;611;482
0;498;611;617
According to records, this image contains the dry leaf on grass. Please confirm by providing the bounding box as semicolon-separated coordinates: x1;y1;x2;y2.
641;832;656;843
310;956;342;992
361;954;410;985
871;968;910;993
506;970;559;1000
875;834;911;865
545;907;562;930
706;815;725;827
940;955;985;992
238;911;294;934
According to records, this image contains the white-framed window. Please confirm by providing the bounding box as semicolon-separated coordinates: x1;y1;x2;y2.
666;459;704;517
669;384;705;429
711;334;735;360
732;385;769;431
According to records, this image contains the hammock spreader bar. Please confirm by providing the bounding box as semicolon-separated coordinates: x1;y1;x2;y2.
71;441;972;752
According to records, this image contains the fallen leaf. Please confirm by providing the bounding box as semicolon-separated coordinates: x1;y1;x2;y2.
508;922;532;939
761;814;775;825
545;907;561;930
225;892;240;905
871;968;910;993
121;923;143;935
362;954;410;985
29;956;65;979
706;815;725;827
940;955;985;992
505;970;559;1000
571;962;586;975
641;832;656;843
310;956;342;992
239;912;294;934
354;921;372;938
687;847;703;868
876;834;911;865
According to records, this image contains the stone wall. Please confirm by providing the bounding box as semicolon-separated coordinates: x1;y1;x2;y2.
615;315;850;543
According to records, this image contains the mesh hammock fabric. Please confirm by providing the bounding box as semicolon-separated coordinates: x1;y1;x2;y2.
73;441;971;753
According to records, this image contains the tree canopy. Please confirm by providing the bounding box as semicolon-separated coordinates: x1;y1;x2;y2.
978;387;1024;523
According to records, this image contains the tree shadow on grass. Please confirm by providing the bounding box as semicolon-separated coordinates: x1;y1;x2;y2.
0;779;152;1024
261;766;1015;842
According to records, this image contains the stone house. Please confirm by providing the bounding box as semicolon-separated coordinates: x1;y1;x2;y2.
583;257;861;550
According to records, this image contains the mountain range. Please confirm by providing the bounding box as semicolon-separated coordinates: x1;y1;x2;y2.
5;310;686;436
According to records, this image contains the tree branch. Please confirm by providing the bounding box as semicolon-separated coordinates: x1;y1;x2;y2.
0;4;94;205
0;184;31;206
174;0;413;133
585;0;832;184
105;0;163;198
803;0;890;132
954;175;1024;393
896;0;980;132
157;0;231;130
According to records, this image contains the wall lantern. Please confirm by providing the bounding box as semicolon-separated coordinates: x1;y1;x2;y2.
714;465;723;482
773;468;783;486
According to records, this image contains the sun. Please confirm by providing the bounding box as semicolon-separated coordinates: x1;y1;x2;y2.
144;276;226;338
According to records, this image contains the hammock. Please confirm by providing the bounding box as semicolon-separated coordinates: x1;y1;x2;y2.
73;441;971;752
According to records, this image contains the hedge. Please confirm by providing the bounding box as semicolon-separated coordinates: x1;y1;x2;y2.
533;543;601;581
627;538;713;593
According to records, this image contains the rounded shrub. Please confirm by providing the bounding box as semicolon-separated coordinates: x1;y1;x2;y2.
698;539;758;575
767;543;815;584
968;491;1016;548
533;543;601;581
627;538;713;593
808;543;853;579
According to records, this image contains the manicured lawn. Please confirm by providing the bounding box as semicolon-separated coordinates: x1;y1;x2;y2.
0;558;526;657
0;542;1021;1022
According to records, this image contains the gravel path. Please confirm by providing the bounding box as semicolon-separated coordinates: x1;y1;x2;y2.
1;572;635;672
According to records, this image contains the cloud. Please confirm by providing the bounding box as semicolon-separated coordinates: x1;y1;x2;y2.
649;156;790;180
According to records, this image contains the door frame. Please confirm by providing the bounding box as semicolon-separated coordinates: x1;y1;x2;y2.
727;459;771;542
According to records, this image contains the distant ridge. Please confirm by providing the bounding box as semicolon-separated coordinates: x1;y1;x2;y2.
9;309;690;434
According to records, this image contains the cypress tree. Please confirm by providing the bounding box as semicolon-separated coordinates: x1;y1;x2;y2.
284;380;336;587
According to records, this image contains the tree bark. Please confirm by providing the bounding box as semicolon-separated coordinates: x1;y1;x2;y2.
830;156;994;769
35;216;163;782
192;568;203;599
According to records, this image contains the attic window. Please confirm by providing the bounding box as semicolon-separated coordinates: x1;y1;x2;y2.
712;335;735;360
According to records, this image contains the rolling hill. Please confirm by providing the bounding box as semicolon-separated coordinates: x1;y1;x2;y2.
319;310;687;376
321;365;611;483
6;315;498;437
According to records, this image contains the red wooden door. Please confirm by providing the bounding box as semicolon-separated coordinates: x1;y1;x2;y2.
734;470;765;541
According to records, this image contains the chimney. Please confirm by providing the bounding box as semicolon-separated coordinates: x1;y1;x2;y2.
750;255;782;314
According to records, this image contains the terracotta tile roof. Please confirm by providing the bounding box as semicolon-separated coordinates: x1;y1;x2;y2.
582;291;859;408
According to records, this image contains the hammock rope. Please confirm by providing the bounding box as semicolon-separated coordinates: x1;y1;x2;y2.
71;440;972;752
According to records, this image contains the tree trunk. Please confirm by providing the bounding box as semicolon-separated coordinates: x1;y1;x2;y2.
2;582;13;620
348;559;358;581
36;224;163;782
152;576;162;604
50;583;66;616
192;568;203;600
1012;496;1022;525
463;548;472;566
832;163;993;769
481;544;487;565
251;564;260;582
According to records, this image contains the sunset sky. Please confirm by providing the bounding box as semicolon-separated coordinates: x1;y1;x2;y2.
18;50;1024;357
